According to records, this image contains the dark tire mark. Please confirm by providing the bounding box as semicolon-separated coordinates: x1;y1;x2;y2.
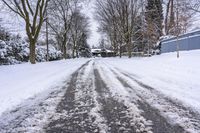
94;69;143;133
0;84;67;133
116;76;185;133
138;101;186;133
45;60;99;133
0;60;93;133
120;70;200;125
110;68;200;133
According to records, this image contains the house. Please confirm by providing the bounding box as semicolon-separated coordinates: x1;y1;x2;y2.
91;49;101;57
91;48;116;57
161;30;200;53
101;49;116;57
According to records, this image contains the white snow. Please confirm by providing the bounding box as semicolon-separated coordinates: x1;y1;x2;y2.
0;59;89;116
101;50;200;113
0;81;68;133
94;60;154;133
91;49;101;53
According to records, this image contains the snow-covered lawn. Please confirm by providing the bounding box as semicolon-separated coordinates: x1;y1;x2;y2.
1;50;200;120
102;50;200;113
0;59;89;116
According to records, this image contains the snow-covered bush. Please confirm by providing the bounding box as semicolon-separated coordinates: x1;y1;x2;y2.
36;45;62;62
0;39;62;65
0;40;28;65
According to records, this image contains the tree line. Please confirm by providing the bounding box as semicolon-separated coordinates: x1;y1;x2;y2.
95;0;200;58
1;0;90;64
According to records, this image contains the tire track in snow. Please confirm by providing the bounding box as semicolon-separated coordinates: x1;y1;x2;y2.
115;70;200;133
94;62;153;133
102;61;200;133
0;79;69;133
0;60;93;133
45;60;101;133
90;62;109;133
114;75;185;133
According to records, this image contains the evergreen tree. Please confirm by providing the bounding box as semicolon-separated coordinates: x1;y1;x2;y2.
145;0;163;42
78;33;91;58
0;18;10;41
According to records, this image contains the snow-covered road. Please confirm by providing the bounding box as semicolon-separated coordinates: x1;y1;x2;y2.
0;59;90;115
0;57;200;133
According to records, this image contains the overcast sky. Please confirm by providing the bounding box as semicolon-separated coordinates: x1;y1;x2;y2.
82;1;101;47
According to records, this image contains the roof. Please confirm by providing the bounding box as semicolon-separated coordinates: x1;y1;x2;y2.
91;48;115;53
91;49;101;53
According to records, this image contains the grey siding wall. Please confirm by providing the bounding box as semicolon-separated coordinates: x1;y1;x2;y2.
161;30;200;53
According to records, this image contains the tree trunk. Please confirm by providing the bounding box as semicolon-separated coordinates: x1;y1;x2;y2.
72;40;76;59
76;47;79;58
63;44;67;59
71;32;77;59
165;0;171;35
62;33;67;59
29;40;36;64
46;19;49;61
119;43;122;58
128;39;132;58
169;0;175;34
72;48;75;58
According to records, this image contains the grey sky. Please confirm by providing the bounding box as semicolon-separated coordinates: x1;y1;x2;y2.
82;1;101;47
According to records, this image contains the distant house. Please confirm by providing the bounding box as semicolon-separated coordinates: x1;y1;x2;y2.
101;49;116;57
91;49;101;57
91;48;116;57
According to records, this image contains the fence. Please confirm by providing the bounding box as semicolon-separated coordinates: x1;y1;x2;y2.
161;30;200;53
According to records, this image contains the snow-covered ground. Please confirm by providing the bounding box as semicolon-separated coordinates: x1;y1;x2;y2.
0;51;200;132
101;50;200;113
0;59;89;116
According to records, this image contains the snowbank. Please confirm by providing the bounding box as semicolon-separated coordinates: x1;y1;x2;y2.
102;50;200;113
0;59;89;116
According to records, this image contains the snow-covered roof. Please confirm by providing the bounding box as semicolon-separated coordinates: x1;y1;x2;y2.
105;49;114;53
91;48;115;53
91;49;101;53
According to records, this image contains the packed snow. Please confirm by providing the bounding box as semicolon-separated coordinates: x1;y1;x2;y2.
0;50;200;132
101;50;200;113
0;59;89;116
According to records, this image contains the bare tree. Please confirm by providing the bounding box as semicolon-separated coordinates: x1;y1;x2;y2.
165;0;175;35
45;9;49;61
70;9;90;58
2;0;49;64
47;0;77;59
164;0;194;36
187;0;200;13
96;0;140;58
47;0;89;59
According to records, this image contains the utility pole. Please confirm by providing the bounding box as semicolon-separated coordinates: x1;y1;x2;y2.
176;0;180;58
141;0;145;56
46;7;49;61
